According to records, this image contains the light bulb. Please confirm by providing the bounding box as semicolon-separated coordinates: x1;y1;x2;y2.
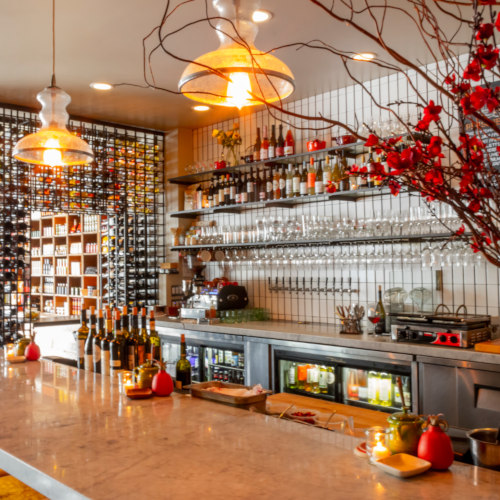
43;138;62;167
226;72;252;109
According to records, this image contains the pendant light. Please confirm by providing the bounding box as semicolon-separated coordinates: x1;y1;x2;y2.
178;0;294;109
13;0;94;167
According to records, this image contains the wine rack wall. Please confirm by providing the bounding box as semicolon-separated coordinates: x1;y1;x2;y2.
0;103;165;345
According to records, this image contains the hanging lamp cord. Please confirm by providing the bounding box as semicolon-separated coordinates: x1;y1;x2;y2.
50;0;56;87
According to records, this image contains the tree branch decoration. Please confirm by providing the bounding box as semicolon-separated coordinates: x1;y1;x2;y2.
123;0;500;267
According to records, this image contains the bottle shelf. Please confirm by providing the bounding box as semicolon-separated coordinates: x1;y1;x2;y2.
167;142;371;186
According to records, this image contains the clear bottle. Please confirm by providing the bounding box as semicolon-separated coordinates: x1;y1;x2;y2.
286;164;294;198
319;365;328;394
340;153;350;191
327;366;335;396
323;155;332;186
347;369;359;400
332;154;341;190
175;334;192;391
288;362;297;389
292;164;300;197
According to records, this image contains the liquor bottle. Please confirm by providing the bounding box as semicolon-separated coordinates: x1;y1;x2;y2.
288;362;297;389
279;166;287;199
224;174;231;205
101;308;112;376
375;285;387;334
332;154;341;190
273;167;281;199
260;126;269;161
315;159;324;195
368;370;380;405
254;127;261;162
269;124;276;158
347;369;359;400
70;218;79;234
140;308;151;361
323;155;332;187
276;124;285;157
76;309;89;369
284;126;294;156
358;154;368;189
175;334;192;391
93;308;104;374
297;363;307;390
299;162;308;196
307;157;316;195
340;153;350;192
202;184;209;208
218;175;225;206
149;310;161;361
367;148;375;189
292;164;300;197
379;372;392;407
110;309;123;372
132;307;145;366
258;169;266;201
207;179;214;208
327;366;335;396
319;365;328;394
247;169;254;203
84;306;95;371
212;176;219;207
266;168;274;200
286;164;294;198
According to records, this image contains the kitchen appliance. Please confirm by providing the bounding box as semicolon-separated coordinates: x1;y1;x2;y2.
391;306;491;348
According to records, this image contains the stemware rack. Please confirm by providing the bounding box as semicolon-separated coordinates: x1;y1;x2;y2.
0;103;165;344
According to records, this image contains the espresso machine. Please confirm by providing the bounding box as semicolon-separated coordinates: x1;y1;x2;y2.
180;253;248;321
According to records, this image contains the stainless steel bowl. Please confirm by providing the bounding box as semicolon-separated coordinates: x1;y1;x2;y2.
466;428;500;470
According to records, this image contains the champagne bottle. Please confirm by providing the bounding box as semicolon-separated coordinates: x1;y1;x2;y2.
269;124;276;158
76;309;89;369
149;310;161;362
375;285;387;334
132;307;145;366
276;124;285;157
84;306;95;371
101;308;112;376
110;309;123;372
93;308;103;374
175;334;192;391
141;308;151;362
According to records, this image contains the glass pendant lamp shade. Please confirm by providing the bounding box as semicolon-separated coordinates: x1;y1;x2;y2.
13;86;94;167
179;1;294;108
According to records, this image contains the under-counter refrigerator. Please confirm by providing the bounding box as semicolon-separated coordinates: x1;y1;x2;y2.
159;330;245;385
275;348;413;413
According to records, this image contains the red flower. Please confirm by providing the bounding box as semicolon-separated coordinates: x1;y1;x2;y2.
427;136;442;156
479;0;498;4
476;44;499;70
425;168;444;186
476;23;494;40
463;59;482;81
416;117;430;131
469;199;481;213
388;180;401;196
325;181;337;194
364;134;379;147
455;225;465;236
469;86;500;113
496;12;500;31
423;100;442;122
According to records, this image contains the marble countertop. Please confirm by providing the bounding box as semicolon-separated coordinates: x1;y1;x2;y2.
1;356;500;499
156;317;500;366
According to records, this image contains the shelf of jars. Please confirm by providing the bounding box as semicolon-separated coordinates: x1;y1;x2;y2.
168;142;369;186
169;186;398;219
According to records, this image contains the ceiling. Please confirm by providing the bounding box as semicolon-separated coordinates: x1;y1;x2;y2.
0;0;471;131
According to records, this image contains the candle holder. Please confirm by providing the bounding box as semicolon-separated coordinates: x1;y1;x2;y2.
365;426;391;463
117;370;134;394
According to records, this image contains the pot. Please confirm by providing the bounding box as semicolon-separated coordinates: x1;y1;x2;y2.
466;428;500;470
387;411;425;455
133;360;159;389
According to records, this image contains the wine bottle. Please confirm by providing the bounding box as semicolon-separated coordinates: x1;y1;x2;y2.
234;173;241;204
212;176;219;207
76;309;89;369
260;126;269;161
132;307;145;366
315;159;324;194
110;309;123;372
207;179;214;208
252;168;259;202
149;310;161;362
286;164;294;198
292;164;300;197
279;166;287;199
175;334;192;391
367;148;375;189
254;127;261;162
93;308;103;374
307;157;316;195
84;306;95;371
218;175;225;206
229;174;236;204
284;126;294;155
358;154;368;189
258;169;266;201
273;166;281;199
269;124;276;158
224;174;230;205
247;169;254;203
323;155;332;186
240;172;248;204
332;154;341;190
375;285;387;334
101;308;112;376
276;124;285;157
141;308;151;361
299;162;308;196
340;153;350;192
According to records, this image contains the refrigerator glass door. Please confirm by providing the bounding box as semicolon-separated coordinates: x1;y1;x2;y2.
342;367;411;411
161;340;201;382
203;347;245;384
277;358;336;400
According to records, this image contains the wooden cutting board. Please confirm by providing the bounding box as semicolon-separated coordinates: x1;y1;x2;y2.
474;338;500;354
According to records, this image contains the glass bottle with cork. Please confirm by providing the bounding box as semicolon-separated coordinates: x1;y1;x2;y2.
175;334;192;392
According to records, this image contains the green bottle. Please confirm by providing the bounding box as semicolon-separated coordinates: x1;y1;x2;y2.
175;334;192;391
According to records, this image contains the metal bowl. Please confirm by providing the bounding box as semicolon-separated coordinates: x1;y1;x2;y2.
466;428;500;470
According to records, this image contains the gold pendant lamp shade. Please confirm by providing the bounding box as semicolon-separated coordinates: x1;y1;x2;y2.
179;0;294;109
13;86;94;167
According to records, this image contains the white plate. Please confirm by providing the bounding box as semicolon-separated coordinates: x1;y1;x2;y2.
374;453;431;478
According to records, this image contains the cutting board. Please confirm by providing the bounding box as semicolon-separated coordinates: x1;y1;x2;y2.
474;338;500;354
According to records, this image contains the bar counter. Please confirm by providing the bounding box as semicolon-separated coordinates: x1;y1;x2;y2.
1;356;500;499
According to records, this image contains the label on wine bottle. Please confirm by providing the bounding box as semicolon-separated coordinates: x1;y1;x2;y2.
93;344;101;365
260;148;268;161
319;371;327;388
102;351;110;374
288;367;296;384
315;179;324;194
276;146;284;157
284;145;294;155
84;354;93;371
300;181;308;196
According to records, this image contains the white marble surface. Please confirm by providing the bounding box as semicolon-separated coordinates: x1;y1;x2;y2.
1;357;500;499
157;317;500;365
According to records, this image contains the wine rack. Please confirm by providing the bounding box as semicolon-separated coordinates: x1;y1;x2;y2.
0;103;165;345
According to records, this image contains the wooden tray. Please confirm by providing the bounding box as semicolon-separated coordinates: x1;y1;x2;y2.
188;381;272;406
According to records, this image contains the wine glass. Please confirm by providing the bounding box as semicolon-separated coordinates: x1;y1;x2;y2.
367;303;382;334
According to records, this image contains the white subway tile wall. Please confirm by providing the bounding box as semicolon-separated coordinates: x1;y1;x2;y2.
184;59;499;327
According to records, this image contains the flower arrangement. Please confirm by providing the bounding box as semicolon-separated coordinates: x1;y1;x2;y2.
212;123;242;166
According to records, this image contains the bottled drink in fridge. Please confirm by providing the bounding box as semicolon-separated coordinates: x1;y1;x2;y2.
378;372;392;407
175;334;192;391
297;363;307;390
319;365;328;394
288;362;297;389
368;370;380;405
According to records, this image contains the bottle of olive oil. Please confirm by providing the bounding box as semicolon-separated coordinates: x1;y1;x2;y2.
175;334;192;391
